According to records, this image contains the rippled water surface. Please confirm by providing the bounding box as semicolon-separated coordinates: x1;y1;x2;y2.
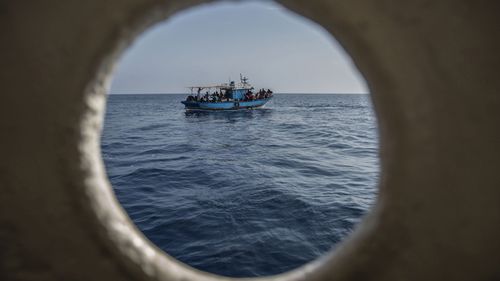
102;94;379;277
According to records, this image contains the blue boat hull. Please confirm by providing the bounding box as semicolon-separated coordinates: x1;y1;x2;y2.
181;97;272;110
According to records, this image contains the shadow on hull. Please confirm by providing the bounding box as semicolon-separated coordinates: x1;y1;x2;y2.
181;98;272;111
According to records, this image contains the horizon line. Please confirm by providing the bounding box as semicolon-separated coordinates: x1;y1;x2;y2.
108;92;370;95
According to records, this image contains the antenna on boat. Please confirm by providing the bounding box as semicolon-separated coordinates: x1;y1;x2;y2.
240;73;248;84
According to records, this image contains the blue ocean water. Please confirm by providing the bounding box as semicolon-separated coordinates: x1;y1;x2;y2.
101;94;379;277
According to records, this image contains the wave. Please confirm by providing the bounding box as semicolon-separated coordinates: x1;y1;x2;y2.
102;94;379;277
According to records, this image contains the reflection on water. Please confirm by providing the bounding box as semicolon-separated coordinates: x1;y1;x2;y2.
102;94;378;277
184;108;273;123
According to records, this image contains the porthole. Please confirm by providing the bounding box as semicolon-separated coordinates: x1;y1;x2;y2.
100;1;378;278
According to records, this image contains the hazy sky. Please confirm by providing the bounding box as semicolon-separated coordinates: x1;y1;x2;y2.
110;0;367;94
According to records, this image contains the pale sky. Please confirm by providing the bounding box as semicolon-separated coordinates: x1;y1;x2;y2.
110;0;368;94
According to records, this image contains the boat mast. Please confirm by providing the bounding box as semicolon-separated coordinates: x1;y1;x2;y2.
240;73;248;85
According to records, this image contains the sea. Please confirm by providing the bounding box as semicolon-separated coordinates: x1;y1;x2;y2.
101;94;379;277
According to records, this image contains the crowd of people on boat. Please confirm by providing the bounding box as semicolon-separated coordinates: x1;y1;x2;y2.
185;88;273;103
243;89;273;101
185;91;227;102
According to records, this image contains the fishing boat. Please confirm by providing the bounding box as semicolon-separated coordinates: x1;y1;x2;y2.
181;74;273;110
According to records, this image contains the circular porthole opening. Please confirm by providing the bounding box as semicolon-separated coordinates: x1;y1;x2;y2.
101;0;378;277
